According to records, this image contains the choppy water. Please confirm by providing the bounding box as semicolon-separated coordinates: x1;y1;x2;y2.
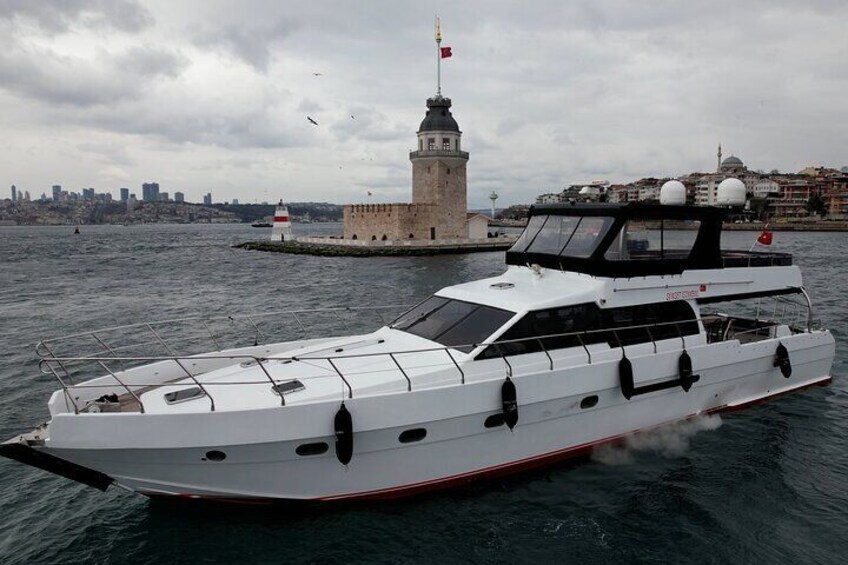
0;224;845;565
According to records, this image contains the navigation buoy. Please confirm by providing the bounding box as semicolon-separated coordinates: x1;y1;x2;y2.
619;354;635;400
334;403;353;465
270;200;293;242
501;377;518;430
774;342;792;378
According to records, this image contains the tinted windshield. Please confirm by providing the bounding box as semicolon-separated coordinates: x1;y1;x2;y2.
391;296;514;353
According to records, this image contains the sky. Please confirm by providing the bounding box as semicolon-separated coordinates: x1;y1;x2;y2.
1;1;847;207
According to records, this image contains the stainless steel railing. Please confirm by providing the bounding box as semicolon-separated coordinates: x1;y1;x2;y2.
36;300;822;415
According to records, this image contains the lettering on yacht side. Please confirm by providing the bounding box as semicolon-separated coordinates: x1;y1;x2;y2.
666;289;699;300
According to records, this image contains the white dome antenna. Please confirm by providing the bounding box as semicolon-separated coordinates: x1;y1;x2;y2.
716;178;746;206
659;180;687;205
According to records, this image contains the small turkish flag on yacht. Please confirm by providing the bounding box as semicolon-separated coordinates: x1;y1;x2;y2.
440;47;452;58
757;229;773;245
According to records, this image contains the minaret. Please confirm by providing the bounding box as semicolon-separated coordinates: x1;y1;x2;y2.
717;143;722;173
408;18;469;239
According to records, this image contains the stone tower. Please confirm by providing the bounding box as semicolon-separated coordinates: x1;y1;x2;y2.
409;95;469;239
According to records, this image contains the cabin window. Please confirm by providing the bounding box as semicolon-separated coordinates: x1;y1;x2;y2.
391;296;513;353
604;219;701;261
599;301;699;346
477;303;602;359
476;301;698;359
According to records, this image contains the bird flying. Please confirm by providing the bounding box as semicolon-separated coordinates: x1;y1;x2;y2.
307;116;318;126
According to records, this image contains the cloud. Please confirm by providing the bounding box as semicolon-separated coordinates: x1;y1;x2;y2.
0;42;187;107
191;19;299;72
0;0;153;34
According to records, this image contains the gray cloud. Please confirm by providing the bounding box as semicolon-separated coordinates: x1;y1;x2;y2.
1;1;847;206
0;0;153;33
0;42;186;107
192;19;299;72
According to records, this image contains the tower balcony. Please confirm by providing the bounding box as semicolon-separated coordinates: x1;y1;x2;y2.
409;149;469;160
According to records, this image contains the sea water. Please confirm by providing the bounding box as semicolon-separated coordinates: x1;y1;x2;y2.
0;224;845;564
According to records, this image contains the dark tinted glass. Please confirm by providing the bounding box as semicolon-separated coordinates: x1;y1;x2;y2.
477;303;602;359
436;305;514;353
393;297;512;352
526;216;580;255
391;296;449;331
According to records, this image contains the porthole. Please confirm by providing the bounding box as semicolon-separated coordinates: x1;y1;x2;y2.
399;428;427;443
205;450;226;462
580;395;599;409
296;442;329;456
484;413;505;428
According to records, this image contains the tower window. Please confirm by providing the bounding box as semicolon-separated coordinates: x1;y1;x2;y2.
419;139;422;150
447;168;451;174
428;138;435;150
442;138;450;150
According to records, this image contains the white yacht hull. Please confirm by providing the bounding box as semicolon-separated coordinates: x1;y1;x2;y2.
31;330;834;503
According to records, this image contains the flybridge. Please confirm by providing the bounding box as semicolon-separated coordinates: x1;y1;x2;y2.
505;203;792;277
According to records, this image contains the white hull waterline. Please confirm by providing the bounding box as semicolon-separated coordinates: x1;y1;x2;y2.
2;202;835;504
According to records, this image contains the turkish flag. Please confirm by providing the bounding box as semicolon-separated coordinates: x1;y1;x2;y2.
440;46;452;58
757;230;773;245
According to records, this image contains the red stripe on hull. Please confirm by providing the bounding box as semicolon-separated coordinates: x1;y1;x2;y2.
140;376;831;505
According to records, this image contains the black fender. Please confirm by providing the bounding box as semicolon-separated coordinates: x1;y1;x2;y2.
619;354;634;400
774;342;791;378
334;403;353;465
501;377;518;430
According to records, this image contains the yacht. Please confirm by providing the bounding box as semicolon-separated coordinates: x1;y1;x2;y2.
0;181;835;503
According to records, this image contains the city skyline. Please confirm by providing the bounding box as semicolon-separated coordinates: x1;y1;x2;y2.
1;2;847;207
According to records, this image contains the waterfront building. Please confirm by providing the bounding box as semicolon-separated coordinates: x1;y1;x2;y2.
232;198;239;205
52;185;62;202
120;188;129;202
142;182;160;203
174;192;184;203
203;193;212;205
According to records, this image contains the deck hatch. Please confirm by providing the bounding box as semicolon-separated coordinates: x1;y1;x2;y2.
272;380;305;396
164;386;206;404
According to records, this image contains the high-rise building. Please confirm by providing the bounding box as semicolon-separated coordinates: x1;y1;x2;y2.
174;192;185;203
159;192;169;202
82;188;95;201
52;185;62;202
24;191;30;202
203;193;212;205
142;182;160;202
120;188;129;202
232;198;239;205
10;185;16;202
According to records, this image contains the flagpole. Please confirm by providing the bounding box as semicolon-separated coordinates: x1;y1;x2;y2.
435;16;441;97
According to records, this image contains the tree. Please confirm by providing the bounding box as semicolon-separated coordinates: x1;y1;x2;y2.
805;192;827;217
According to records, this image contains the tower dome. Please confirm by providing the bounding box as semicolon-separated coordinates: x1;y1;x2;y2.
721;155;743;167
418;96;460;133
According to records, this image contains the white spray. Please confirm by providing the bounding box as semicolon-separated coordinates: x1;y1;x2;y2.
591;414;723;466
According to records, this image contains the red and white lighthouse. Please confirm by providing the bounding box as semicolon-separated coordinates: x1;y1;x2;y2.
270;200;293;242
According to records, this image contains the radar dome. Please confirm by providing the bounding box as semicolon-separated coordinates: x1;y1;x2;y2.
716;178;746;206
659;180;687;205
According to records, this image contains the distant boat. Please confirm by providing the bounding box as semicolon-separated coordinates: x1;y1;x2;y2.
251;220;272;228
